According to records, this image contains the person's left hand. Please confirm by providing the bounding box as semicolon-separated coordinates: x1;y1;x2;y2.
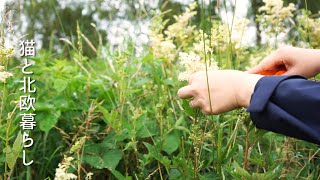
177;70;263;115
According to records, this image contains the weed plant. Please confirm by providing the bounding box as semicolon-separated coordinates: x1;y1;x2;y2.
0;0;320;179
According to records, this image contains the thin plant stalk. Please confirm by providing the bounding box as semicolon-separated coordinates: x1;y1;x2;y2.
243;125;249;170
222;0;236;68
304;0;310;45
201;0;214;115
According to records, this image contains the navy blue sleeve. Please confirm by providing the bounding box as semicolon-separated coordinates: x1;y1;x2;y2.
247;75;320;145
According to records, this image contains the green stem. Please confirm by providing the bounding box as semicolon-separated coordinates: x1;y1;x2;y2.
304;0;310;45
243;125;249;170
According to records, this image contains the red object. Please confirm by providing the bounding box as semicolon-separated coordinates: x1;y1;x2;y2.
258;69;286;76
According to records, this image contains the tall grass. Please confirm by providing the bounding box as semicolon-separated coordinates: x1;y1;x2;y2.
0;0;319;179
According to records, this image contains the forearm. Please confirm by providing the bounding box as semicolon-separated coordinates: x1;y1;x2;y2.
302;48;320;74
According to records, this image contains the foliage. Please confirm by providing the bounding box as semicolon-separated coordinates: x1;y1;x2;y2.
0;0;320;179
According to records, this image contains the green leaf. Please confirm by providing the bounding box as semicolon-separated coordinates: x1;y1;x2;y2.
52;96;71;111
172;156;193;178
135;77;150;87
181;100;197;117
84;141;122;169
99;106;118;124
12;131;23;154
231;161;282;180
143;142;171;167
169;168;183;179
232;161;251;179
200;172;220;180
109;168;132;180
34;101;55;111
37;110;61;132
174;116;184;127
98;106;122;133
174;126;190;134
0;154;5;165
53;78;68;93
136;120;159;138
162;133;180;155
5;131;23;170
4;146;15;170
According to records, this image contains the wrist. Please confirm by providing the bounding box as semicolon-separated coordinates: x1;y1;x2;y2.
311;49;320;75
237;73;263;108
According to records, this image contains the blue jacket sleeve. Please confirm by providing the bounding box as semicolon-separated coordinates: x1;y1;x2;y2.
247;75;320;145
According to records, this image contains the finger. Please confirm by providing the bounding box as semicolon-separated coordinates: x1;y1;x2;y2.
248;51;284;74
247;65;264;74
177;85;194;99
189;99;202;109
247;57;273;74
201;109;212;115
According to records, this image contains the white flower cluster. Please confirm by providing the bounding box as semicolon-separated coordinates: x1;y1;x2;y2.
258;0;295;35
149;2;198;61
297;10;320;48
259;0;295;18
149;31;176;61
0;47;14;83
178;52;219;81
193;27;225;54
192;30;210;54
192;22;230;56
192;20;250;54
164;2;197;44
54;156;77;180
231;18;250;49
0;66;13;83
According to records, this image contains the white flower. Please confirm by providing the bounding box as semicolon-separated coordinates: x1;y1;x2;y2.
297;10;320;48
231;18;250;49
258;0;295;35
150;33;176;60
0;71;13;83
178;52;219;81
85;172;94;180
54;156;77;180
165;2;197;42
148;2;198;61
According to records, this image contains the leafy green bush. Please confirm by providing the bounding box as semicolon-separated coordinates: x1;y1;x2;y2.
1;0;320;179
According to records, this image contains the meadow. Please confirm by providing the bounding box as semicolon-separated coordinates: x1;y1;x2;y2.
0;0;320;179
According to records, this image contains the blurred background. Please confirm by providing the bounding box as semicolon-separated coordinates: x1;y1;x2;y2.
0;0;320;179
0;0;319;56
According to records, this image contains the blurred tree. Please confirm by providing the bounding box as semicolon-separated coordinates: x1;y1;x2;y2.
17;0;104;57
249;0;319;45
8;0;320;55
285;0;320;14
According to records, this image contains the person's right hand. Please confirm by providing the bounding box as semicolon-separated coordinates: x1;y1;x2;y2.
248;46;320;78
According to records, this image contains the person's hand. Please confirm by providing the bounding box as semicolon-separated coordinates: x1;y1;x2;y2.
177;70;263;115
248;46;320;78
